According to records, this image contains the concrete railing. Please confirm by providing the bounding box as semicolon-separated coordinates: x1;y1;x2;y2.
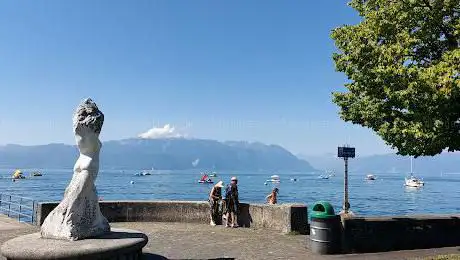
341;214;460;253
35;200;308;234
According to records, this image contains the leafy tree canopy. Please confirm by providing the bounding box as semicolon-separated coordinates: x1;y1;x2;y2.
332;0;460;157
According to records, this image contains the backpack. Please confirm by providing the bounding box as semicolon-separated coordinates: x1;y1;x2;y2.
225;184;232;198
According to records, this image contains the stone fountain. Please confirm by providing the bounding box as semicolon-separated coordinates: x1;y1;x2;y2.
1;98;148;260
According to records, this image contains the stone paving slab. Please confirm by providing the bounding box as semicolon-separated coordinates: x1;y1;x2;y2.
111;222;460;260
0;215;38;243
1;215;459;260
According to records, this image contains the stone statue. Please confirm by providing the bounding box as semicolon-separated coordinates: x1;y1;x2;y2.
40;98;110;240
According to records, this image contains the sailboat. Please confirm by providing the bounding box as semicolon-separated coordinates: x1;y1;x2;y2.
405;157;424;188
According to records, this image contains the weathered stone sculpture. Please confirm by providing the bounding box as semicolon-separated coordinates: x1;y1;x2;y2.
40;98;110;240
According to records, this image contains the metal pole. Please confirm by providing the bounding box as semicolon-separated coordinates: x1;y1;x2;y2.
32;201;35;224
343;158;350;214
7;195;11;217
19;198;22;222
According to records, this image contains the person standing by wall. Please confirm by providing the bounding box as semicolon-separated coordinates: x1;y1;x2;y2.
208;181;224;226
224;176;239;228
266;187;279;205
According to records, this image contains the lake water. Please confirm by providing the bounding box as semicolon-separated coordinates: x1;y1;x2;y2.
1;169;459;216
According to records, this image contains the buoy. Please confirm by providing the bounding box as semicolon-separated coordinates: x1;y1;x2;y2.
264;182;268;185
130;181;134;184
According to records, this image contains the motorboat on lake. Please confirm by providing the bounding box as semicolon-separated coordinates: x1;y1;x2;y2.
198;179;214;184
326;170;335;177
266;175;280;182
12;169;25;179
31;171;43;177
134;171;151;176
264;175;280;185
198;174;213;184
319;170;334;179
365;174;376;180
209;172;218;177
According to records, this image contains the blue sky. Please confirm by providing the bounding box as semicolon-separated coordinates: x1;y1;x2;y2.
0;0;393;156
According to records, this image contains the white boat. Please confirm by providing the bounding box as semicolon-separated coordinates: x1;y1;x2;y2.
325;170;335;177
365;174;376;180
319;170;334;179
405;157;424;188
133;170;151;176
265;175;281;184
405;175;424;188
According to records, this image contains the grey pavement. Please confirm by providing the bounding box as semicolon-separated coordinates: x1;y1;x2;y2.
0;215;459;260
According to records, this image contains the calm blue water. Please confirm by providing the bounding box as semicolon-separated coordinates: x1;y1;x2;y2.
1;169;459;216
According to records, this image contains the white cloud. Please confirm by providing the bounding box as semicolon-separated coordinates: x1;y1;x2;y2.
138;124;184;139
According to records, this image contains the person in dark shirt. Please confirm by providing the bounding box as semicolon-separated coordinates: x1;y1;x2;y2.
224;176;239;228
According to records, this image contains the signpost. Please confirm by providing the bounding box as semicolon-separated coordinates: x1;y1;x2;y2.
338;146;355;215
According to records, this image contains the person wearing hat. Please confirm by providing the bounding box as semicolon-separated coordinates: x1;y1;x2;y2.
266;187;279;205
208;180;224;226
224;176;239;228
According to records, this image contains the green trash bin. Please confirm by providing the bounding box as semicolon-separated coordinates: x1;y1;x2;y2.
309;201;341;254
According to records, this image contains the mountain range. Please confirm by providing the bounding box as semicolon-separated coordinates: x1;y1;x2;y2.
0;138;315;171
2;137;458;174
299;152;460;174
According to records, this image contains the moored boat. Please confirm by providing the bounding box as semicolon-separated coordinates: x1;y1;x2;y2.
198;174;213;184
265;174;280;184
405;175;424;188
12;169;25;179
405;157;424;188
365;174;376;180
32;171;43;177
198;179;214;184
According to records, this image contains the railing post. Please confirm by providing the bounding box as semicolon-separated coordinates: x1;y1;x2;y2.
7;195;11;217
32;201;35;225
19;197;22;222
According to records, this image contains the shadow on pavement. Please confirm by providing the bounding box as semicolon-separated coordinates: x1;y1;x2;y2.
143;254;235;260
143;253;168;260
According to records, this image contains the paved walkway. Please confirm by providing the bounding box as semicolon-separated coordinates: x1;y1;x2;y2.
0;215;38;248
0;215;459;260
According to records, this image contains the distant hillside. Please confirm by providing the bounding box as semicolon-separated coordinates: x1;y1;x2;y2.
0;138;315;171
299;152;460;174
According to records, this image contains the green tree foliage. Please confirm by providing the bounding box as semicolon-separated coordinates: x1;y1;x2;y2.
332;0;460;157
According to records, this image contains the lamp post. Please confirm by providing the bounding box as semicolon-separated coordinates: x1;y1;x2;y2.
338;145;355;215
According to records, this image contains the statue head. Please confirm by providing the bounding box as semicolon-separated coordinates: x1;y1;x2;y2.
73;98;104;137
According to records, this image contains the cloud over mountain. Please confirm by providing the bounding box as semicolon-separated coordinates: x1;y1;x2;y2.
138;124;184;139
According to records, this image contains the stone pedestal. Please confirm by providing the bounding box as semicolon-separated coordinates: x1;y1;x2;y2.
1;228;148;260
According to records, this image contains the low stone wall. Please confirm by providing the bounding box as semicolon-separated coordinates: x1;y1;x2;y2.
35;200;308;234
341;214;460;253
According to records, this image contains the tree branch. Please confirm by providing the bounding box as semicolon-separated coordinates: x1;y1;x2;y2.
422;0;433;10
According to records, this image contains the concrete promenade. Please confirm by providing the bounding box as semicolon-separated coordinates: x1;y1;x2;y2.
1;215;459;260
